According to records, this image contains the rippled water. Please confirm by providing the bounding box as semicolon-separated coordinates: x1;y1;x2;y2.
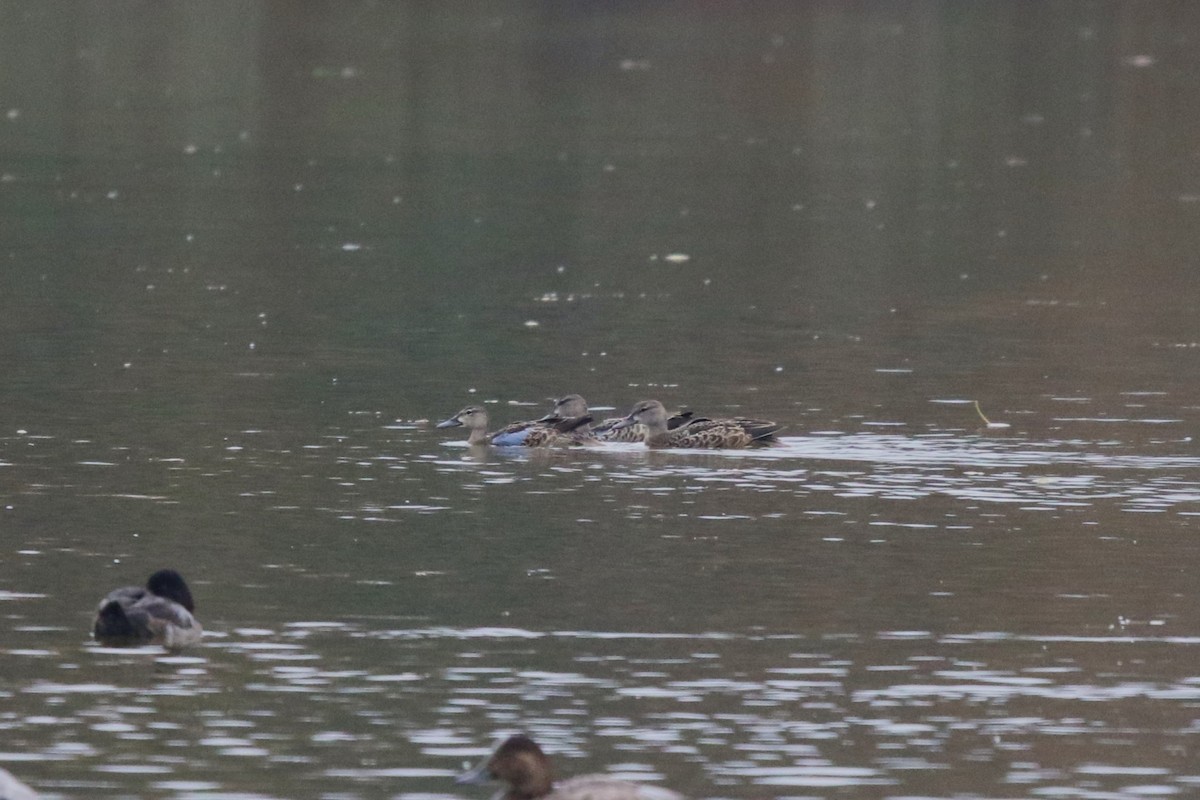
5;1;1200;798
5;414;1200;798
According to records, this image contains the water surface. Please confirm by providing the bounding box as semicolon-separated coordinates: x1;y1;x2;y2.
2;2;1200;799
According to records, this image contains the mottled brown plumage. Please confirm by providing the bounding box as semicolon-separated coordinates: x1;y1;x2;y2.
613;399;780;449
457;734;685;800
437;405;593;447
542;394;695;443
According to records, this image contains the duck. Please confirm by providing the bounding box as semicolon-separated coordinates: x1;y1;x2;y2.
539;394;695;443
437;405;594;447
456;734;685;800
0;768;37;800
92;569;203;648
611;399;780;449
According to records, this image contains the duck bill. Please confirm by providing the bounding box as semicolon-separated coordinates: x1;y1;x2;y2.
454;758;492;786
608;415;636;431
436;417;463;429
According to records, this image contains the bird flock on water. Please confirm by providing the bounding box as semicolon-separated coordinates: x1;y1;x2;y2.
438;394;781;449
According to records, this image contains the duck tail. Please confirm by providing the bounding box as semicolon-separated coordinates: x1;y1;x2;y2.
738;419;782;442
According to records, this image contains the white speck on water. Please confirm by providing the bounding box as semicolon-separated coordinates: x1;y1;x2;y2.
524;320;540;328
865;199;876;210
556;265;566;273
341;243;362;252
774;366;784;373
248;342;256;350
106;190;119;199
1123;54;1155;67
123;362;132;369
294;183;303;192
604;164;616;172
6;108;19;120
664;253;690;263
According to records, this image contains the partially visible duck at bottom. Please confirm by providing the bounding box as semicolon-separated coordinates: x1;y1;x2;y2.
0;767;37;800
540;394;695;443
437;405;593;447
612;399;780;448
456;734;685;800
92;569;202;649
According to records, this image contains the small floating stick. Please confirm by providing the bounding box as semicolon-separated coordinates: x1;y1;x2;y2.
974;400;1011;429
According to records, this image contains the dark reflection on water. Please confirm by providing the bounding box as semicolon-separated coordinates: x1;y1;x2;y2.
3;0;1200;798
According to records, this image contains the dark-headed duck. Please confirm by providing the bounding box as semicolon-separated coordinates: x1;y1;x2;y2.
92;569;202;648
456;734;685;800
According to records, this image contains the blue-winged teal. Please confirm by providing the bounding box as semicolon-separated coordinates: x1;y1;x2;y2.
93;569;202;648
612;399;780;448
437;405;593;447
457;734;685;800
541;394;694;443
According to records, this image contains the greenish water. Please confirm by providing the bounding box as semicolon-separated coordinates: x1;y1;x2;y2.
3;2;1200;798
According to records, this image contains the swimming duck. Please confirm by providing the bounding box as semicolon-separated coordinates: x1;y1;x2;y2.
612;399;780;449
437;405;594;447
540;394;694;443
0;768;37;800
92;569;203;648
456;734;684;800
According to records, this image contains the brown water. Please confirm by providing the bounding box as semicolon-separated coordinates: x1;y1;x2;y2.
3;2;1200;799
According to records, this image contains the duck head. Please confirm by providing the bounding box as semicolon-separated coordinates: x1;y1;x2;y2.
611;399;668;431
146;569;195;612
540;394;588;421
438;406;488;431
457;734;554;799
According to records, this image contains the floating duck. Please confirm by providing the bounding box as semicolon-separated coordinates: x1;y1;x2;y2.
612;399;780;448
541;394;694;443
92;569;202;648
437;405;593;447
456;734;685;800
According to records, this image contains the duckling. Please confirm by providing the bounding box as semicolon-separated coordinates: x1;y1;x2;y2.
92;569;202;648
0;768;37;800
612;399;780;449
456;734;684;800
541;394;695;443
437;405;594;447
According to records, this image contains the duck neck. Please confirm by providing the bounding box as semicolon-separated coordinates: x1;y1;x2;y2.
467;424;491;445
640;415;670;441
